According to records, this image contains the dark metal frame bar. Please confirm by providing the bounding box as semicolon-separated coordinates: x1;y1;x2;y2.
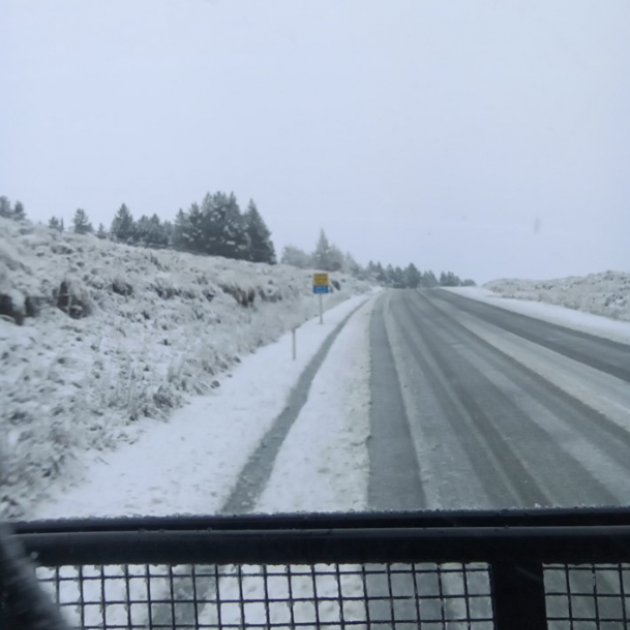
7;508;630;630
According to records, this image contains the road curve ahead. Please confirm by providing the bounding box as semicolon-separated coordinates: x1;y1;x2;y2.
369;289;630;511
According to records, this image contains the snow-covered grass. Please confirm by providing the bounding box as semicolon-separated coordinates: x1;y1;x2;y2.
444;271;630;345
33;293;376;629
29;294;374;521
0;217;371;519
486;271;630;321
255;298;373;514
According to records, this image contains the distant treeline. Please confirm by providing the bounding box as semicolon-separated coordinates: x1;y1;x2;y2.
41;192;276;264
2;195;474;286
281;232;475;288
0;197;26;221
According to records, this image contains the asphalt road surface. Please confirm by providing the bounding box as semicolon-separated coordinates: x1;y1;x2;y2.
369;289;630;511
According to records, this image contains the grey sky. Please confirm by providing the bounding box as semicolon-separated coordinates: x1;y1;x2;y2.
1;0;628;282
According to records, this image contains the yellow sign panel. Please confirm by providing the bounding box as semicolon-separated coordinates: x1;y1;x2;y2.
313;273;329;287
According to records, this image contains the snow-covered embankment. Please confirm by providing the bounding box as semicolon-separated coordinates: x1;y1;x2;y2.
0;217;371;518
445;271;630;345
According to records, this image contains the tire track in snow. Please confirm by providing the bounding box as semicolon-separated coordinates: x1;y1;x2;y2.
150;298;370;629
368;292;426;510
221;298;369;514
416;289;630;505
396;292;550;507
434;289;630;383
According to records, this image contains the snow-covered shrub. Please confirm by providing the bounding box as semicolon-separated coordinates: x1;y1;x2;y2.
55;278;93;319
485;271;630;321
0;216;371;518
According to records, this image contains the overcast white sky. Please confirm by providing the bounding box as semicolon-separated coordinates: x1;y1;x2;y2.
1;0;628;282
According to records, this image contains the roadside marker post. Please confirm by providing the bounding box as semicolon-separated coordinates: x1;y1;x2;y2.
312;273;329;324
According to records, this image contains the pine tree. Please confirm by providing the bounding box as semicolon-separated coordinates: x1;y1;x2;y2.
148;214;168;248
96;223;107;239
312;229;332;270
188;201;206;252
172;208;192;251
72;208;93;234
327;245;344;272
439;271;462;287
0;197;11;218
374;262;387;285
280;245;312;268
134;214;167;248
385;264;395;286
13;201;26;220
422;270;438;288
404;263;421;289
244;200;276;264
392;266;406;288
197;192;250;260
222;192;250;260
135;215;152;245
162;220;174;248
48;216;63;232
342;252;361;277
110;204;136;243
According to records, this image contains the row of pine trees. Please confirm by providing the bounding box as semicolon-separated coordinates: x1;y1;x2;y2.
364;263;473;288
0;196;26;221
280;232;474;288
45;192;277;264
3;194;474;286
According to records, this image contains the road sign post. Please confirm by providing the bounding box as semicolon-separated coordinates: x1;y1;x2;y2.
312;273;329;324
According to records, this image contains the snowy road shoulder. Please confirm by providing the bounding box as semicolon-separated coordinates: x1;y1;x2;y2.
31;293;376;520
444;287;630;345
254;297;374;514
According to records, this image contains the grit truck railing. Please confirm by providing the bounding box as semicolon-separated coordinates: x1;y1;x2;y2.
3;508;630;629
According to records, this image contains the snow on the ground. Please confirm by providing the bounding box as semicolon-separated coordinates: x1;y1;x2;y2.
209;302;374;629
30;285;375;629
30;293;375;520
0;216;371;519
485;272;630;323
255;298;374;514
445;271;630;345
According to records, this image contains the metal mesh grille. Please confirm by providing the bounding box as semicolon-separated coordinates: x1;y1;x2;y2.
544;564;630;630
35;562;493;629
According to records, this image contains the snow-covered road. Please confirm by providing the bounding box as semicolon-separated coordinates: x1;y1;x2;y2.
369;289;630;511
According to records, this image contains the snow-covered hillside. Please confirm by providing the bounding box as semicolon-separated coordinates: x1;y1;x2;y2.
0;217;370;518
485;271;630;322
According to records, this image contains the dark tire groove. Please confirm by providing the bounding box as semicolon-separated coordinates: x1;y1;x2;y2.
368;294;426;511
396;292;550;507
418;290;630;481
222;299;368;515
433;289;630;382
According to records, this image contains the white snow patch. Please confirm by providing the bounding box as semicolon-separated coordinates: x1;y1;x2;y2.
30;294;374;520
445;275;630;345
0;216;372;519
255;298;374;514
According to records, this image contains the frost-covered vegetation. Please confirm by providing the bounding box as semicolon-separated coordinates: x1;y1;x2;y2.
0;216;370;518
46;191;278;265
486;272;630;322
282;230;475;288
